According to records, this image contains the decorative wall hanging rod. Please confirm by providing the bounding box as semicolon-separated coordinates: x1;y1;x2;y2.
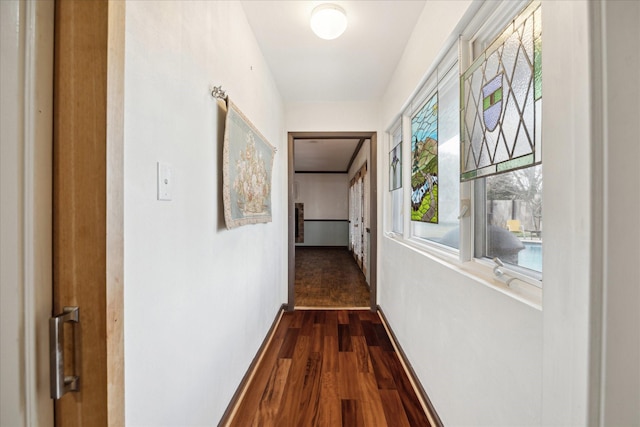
211;85;227;101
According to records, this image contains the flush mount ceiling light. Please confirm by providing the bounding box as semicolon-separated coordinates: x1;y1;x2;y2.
310;4;348;40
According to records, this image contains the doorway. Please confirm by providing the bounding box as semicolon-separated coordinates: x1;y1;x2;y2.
287;132;377;311
1;1;124;425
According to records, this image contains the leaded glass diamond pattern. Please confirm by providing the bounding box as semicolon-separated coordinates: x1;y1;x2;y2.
461;2;541;181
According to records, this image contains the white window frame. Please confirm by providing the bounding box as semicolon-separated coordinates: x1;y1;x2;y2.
383;21;463;260
387;120;403;236
460;0;542;290
399;43;461;258
383;0;542;304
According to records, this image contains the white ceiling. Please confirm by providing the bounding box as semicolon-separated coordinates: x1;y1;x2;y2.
294;138;363;172
241;0;427;171
241;1;426;103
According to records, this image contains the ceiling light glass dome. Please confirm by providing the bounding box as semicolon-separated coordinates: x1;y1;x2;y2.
310;4;348;40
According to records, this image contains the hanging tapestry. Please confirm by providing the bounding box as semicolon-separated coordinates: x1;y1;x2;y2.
389;141;402;191
460;1;542;181
223;99;276;229
411;92;438;223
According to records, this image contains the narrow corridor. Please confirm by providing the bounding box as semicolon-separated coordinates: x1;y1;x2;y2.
224;310;435;426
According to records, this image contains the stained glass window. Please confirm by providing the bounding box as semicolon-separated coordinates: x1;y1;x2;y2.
390;125;403;234
411;92;438;223
460;1;541;181
389;136;402;191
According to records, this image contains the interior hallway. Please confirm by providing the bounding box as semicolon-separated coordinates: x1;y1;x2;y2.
3;1;638;426
295;247;371;308
223;309;434;426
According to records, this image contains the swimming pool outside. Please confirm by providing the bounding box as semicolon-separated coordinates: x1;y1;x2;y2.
518;241;542;272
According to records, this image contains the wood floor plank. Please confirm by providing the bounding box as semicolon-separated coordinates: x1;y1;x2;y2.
384;350;432;426
351;336;372;373
278;327;300;359
348;312;364;336
361;320;380;347
227;336;285;427
274;335;311;426
289;310;305;328
317;372;341;426
369;346;397;390
273;312;293;339
338;323;353;352
323;336;339;373
295;351;323;426
337;310;350;324
374;323;395;352
300;310;315;336
250;358;292;426
337;352;361;400
357;371;388;427
311;324;324;353
225;310;434;427
324;310;338;337
380;389;412;427
341;399;364;427
313;310;326;325
358;310;381;323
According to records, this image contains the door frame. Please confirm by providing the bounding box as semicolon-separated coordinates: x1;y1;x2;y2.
51;0;125;424
287;131;378;311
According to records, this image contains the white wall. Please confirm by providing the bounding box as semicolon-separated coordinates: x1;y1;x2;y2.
541;2;595;424
286;100;379;132
381;242;542;424
294;173;348;219
378;1;640;425
377;1;543;425
540;4;640;424
123;2;286;425
294;173;349;247
381;0;474;127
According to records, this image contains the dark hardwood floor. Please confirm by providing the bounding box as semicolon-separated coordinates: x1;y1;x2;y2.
295;247;370;308
225;309;434;427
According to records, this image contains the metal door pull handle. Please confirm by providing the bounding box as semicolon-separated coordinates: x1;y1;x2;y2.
50;306;79;399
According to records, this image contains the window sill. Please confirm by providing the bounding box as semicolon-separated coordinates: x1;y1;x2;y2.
458;259;542;310
383;231;542;310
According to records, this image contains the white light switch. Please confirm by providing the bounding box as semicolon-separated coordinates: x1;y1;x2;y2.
157;162;172;201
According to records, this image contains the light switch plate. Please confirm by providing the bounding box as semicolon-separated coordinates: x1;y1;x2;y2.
157;162;172;201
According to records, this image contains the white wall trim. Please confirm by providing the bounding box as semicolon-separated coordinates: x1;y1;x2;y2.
597;1;640;424
22;1;54;425
588;1;605;424
23;1;38;423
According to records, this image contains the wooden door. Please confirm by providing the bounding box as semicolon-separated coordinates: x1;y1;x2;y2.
52;0;124;425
